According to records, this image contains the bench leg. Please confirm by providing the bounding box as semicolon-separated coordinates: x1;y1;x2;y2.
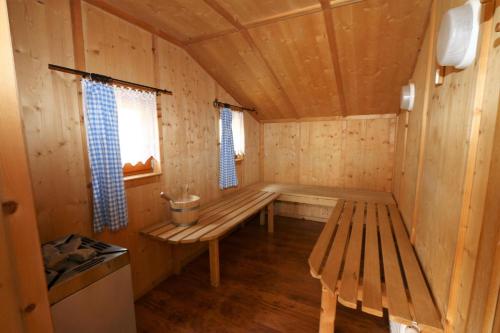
260;209;266;226
172;245;182;275
267;203;274;233
319;286;337;333
209;239;220;287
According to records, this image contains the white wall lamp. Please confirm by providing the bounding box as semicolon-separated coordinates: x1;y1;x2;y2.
400;83;416;111
436;0;481;69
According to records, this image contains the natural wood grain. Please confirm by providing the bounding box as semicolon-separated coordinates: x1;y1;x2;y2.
199;193;280;241
361;203;383;316
320;286;337;333
262;117;396;192
0;2;53;328
390;2;500;326
388;205;441;330
310;201;442;331
85;0;430;119
338;202;365;309
8;0;262;300
320;201;354;293
309;200;345;277
209;239;220;287
376;204;411;325
136;216;389;333
320;0;347;116
142;190;279;285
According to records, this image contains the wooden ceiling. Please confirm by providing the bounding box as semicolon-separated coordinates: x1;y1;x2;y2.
86;0;432;120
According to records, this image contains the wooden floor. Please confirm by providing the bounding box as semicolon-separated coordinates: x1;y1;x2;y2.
135;216;389;333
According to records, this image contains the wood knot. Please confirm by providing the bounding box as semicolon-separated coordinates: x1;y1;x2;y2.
24;303;36;313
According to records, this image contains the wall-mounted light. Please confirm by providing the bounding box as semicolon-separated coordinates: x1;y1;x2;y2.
436;0;481;69
400;83;416;111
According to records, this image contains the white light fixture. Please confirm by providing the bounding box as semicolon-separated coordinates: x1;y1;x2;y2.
400;83;416;111
436;0;481;69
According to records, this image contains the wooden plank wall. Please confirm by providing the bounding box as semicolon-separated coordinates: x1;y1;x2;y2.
7;0;261;299
392;0;500;331
262;116;396;222
0;0;52;329
262;116;396;191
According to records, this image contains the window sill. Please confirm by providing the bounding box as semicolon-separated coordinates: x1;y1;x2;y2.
124;172;162;188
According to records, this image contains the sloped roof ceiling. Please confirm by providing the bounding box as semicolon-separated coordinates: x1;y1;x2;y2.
86;0;432;120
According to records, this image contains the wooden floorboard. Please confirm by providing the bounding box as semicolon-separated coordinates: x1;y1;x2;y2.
135;216;389;333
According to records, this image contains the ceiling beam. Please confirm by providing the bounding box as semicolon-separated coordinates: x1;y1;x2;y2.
81;0;261;120
320;0;348;116
187;0;363;45
203;0;300;119
84;0;184;47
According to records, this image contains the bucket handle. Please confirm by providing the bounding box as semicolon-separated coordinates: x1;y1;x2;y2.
160;192;172;201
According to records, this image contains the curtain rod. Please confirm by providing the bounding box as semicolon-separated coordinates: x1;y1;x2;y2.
213;99;256;112
48;64;173;95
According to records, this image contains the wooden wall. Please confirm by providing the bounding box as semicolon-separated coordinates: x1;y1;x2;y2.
262;116;396;192
7;0;261;299
392;0;500;331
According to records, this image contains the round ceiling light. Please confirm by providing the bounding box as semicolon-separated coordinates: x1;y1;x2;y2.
400;83;416;111
436;0;481;69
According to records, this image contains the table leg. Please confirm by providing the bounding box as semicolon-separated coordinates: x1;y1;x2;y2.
260;209;266;226
267;203;274;233
319;286;337;333
209;239;220;287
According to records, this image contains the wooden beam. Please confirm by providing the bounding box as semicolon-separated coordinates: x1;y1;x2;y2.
320;0;348;116
186;0;364;45
0;1;53;329
81;0;260;120
69;0;94;215
260;113;396;124
410;0;437;244
202;0;301;119
70;0;86;70
444;2;496;331
83;0;184;47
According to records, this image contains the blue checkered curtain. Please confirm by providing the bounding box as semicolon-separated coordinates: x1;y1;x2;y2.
82;79;128;232
219;107;238;189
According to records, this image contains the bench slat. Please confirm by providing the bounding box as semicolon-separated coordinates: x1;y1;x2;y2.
200;192;280;241
201;189;255;215
308;200;345;278
157;225;190;240
320;201;355;293
149;224;176;238
179;192;275;243
338;202;365;309
141;221;170;234
166;191;264;243
377;204;412;325
388;205;442;330
361;203;383;316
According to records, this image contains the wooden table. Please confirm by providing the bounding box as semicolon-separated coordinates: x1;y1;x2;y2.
309;200;443;332
141;189;280;287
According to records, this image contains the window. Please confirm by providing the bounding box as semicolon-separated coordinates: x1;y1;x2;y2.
231;111;245;159
220;110;245;160
114;87;160;177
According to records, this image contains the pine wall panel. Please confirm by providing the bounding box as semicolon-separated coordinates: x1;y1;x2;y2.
7;0;261;299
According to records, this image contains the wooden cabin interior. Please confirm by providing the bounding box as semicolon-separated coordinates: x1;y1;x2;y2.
1;0;499;332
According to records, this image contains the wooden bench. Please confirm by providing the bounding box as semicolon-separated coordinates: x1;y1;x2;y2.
141;189;280;287
309;200;443;333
